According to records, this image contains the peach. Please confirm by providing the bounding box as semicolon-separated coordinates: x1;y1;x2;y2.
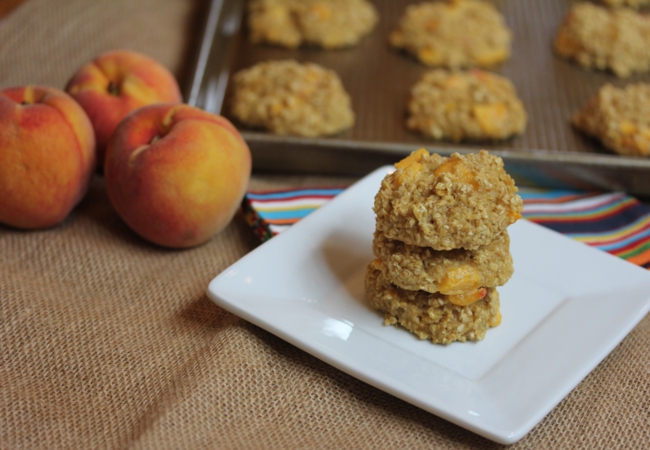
0;85;96;229
66;49;182;167
104;103;252;248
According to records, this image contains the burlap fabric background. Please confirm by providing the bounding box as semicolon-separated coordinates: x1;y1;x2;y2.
1;0;649;448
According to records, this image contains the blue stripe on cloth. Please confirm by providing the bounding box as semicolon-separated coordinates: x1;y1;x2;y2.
518;190;595;200
247;188;345;201
256;208;317;221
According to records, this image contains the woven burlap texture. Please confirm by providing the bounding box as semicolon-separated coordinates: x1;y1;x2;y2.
1;0;649;448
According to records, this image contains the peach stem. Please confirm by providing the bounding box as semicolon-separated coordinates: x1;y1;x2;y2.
107;81;120;96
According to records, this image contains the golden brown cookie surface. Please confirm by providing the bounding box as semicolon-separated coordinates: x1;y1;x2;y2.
373;149;523;251
230;60;354;137
389;0;511;69
572;83;650;156
248;0;378;49
372;230;513;294
600;0;650;9
554;2;650;78
365;265;501;345
406;69;527;142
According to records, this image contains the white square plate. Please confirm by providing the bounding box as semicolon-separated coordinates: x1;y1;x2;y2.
207;166;650;444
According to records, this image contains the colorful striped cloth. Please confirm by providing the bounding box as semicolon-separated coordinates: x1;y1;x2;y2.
243;188;346;241
519;190;650;269
242;187;650;269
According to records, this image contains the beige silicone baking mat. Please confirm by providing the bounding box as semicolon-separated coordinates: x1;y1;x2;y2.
188;0;650;196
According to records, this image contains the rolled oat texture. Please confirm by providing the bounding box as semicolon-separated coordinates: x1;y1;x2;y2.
247;0;378;49
373;149;523;250
406;69;527;142
572;83;650;157
230;59;354;137
554;2;650;78
365;265;501;345
372;230;513;294
600;0;650;9
389;0;511;69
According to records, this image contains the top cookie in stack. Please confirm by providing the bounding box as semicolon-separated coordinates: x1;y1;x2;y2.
374;149;522;250
365;149;523;344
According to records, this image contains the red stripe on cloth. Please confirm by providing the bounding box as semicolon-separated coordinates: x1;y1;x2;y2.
264;218;302;225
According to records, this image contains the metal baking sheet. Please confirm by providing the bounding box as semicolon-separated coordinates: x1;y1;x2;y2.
186;0;650;197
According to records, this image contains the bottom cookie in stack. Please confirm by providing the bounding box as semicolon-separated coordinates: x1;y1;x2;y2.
365;261;501;345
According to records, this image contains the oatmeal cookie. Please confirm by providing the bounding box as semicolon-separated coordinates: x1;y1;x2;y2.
600;0;650;9
372;230;513;294
406;69;527;141
374;149;523;250
389;0;511;69
247;0;378;49
230;60;354;137
572;83;650;156
554;2;650;78
365;264;501;345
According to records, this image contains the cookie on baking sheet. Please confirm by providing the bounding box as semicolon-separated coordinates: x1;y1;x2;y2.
600;0;650;9
389;0;511;69
247;0;378;49
372;230;513;294
406;69;527;142
365;264;501;345
554;2;650;78
229;60;354;137
373;149;523;251
572;83;650;157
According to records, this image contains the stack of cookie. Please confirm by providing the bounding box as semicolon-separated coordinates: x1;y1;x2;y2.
365;149;523;345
